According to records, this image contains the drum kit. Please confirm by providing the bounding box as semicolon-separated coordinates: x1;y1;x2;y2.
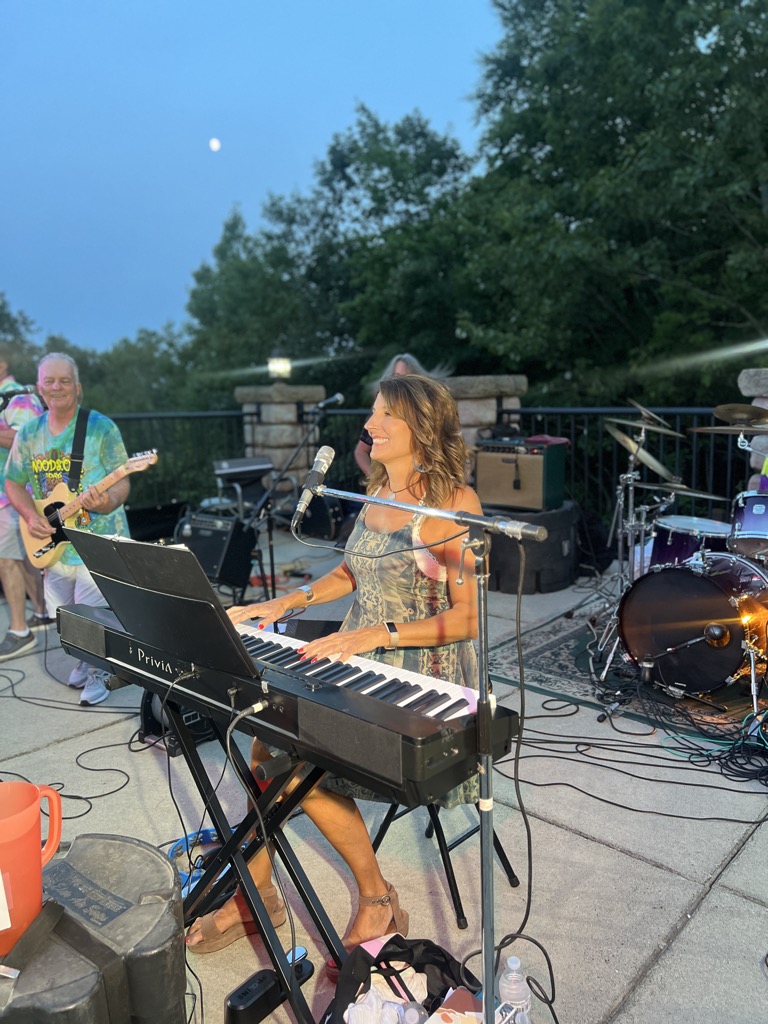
598;401;768;718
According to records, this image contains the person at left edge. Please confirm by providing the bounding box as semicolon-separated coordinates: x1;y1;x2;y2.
5;352;132;706
0;350;50;662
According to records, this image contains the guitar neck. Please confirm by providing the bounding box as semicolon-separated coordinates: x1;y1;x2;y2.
58;465;129;521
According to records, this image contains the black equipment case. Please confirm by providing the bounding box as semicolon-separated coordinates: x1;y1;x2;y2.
0;834;186;1023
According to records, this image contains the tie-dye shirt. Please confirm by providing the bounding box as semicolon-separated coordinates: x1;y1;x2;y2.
6;407;130;565
0;377;44;511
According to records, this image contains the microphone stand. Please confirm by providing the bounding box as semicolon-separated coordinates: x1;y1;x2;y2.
312;484;546;1024
243;408;328;600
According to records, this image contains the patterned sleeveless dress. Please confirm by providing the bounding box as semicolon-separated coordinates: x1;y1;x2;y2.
321;500;480;808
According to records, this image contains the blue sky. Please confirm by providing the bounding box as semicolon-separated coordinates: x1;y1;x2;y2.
3;1;501;352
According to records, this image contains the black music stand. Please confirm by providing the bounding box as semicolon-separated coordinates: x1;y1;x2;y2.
64;529;344;1024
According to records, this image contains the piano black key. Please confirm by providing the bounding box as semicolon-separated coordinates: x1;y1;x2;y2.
372;680;414;703
337;670;378;690
406;691;452;714
242;637;280;656
257;646;304;667
316;663;358;684
293;657;332;675
386;682;422;703
432;698;470;720
330;667;363;686
327;666;364;685
346;672;387;692
311;662;356;683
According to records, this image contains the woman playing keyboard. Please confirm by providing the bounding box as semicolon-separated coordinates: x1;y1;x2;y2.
185;374;482;970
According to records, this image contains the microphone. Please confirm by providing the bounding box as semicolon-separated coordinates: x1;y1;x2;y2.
490;517;548;542
454;510;548;542
291;446;336;532
0;385;37;399
704;622;730;647
313;392;344;410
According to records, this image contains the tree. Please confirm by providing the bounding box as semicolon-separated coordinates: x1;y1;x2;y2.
469;0;768;404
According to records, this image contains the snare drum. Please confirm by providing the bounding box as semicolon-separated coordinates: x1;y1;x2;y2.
728;491;768;560
618;553;768;693
650;515;730;566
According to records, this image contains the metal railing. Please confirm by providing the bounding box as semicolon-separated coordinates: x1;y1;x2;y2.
115;405;752;536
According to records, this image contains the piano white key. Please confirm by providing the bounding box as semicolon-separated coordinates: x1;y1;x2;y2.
237;624;481;720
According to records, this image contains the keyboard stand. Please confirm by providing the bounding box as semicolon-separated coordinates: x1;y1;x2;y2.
163;702;345;1024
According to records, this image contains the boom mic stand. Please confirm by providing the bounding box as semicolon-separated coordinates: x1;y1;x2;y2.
243;407;329;600
310;484;547;1024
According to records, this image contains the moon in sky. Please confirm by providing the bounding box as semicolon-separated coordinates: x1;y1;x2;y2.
208;137;221;152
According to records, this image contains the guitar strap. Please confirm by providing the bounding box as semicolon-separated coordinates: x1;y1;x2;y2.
67;407;91;493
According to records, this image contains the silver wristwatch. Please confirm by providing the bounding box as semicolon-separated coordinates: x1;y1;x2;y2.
297;584;314;605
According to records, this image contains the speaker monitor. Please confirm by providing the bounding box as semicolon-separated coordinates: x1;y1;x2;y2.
182;512;256;589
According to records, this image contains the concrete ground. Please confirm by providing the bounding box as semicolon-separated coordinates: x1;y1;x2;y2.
1;523;767;1024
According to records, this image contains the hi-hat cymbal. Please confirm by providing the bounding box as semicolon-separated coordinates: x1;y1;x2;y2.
627;399;673;429
606;417;684;439
632;481;728;502
606;423;674;480
713;403;768;426
689;424;768;435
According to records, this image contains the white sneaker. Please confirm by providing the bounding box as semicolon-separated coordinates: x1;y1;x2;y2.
79;673;110;706
67;661;89;688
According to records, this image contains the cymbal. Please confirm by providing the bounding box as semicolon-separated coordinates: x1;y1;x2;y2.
689;424;768;435
713;403;768;426
606;417;684;439
627;399;673;429
606;423;674;480
634;481;729;501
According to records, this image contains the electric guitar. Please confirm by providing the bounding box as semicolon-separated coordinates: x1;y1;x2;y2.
20;450;158;568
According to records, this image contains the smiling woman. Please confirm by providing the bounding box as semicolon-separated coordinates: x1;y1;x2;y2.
186;374;484;970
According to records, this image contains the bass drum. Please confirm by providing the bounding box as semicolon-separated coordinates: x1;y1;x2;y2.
618;553;768;693
300;494;344;541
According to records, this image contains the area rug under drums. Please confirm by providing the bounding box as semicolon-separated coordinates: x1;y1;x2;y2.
488;609;767;736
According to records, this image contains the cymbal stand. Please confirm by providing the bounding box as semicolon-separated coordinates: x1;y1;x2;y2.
597;465;667;680
597;465;642;662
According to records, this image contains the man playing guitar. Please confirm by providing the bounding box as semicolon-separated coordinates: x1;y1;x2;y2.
5;353;131;706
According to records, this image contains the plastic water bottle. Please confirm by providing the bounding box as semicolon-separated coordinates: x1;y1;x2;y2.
496;955;532;1016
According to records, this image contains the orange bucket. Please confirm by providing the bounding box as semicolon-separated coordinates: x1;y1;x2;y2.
0;780;62;955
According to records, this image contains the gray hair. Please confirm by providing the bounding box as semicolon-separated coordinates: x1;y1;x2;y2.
38;352;80;385
370;352;452;394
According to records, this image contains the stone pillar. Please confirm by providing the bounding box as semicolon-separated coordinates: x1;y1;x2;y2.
233;383;327;490
736;369;768;490
444;374;528;448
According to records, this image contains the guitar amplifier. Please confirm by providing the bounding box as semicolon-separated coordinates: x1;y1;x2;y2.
179;512;255;589
474;440;566;511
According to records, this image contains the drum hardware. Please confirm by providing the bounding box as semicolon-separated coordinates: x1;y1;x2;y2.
638;481;728;503
606;417;684;439
627;399;675;430
713;403;768;427
689;424;768;435
605;423;674;480
599;422;675;665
